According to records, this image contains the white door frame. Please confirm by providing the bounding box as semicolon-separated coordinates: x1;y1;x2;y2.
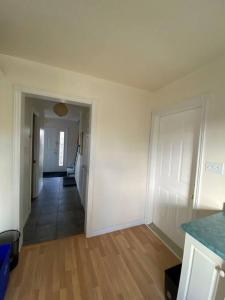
145;95;210;225
12;86;96;238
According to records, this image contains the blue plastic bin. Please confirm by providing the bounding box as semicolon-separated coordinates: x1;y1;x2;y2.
0;244;11;300
0;230;20;271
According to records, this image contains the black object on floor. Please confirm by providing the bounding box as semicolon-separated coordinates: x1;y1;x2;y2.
0;230;20;271
23;177;84;245
165;264;182;300
63;176;76;187
43;172;67;178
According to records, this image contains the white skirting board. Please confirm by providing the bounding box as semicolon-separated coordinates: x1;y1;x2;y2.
87;219;144;237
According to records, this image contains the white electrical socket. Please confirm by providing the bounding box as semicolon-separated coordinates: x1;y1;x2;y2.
205;162;224;175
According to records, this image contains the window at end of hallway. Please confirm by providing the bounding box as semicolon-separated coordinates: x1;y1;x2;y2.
59;131;65;166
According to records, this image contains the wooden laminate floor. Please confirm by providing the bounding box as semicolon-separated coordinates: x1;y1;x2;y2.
6;225;180;300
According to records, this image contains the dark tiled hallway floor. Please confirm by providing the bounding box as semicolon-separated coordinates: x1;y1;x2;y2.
23;177;85;245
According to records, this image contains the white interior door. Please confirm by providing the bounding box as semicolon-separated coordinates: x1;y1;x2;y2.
32;114;39;198
32;115;45;197
43;128;67;172
153;107;201;248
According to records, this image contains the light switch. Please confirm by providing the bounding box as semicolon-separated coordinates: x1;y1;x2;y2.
205;162;224;175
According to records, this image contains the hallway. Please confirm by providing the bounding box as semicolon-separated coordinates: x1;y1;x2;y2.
23;177;85;245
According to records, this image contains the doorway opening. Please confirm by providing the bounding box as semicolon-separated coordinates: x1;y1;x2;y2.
18;93;92;245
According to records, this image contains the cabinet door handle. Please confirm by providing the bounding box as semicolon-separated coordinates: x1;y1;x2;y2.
216;266;225;278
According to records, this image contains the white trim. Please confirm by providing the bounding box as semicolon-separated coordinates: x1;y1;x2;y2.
144;113;160;224
193;95;210;209
152;95;206;117
12;90;22;229
14;85;94;106
85;102;97;237
146;225;182;260
12;86;96;239
89;219;144;237
145;95;209;225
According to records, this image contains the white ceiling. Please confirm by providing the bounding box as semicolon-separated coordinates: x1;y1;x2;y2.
1;0;225;91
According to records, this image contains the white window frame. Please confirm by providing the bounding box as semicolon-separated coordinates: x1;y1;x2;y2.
58;131;65;167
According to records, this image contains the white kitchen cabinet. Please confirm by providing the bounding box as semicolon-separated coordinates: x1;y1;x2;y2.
177;233;225;300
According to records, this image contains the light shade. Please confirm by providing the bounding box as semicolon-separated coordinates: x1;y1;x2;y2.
53;103;68;117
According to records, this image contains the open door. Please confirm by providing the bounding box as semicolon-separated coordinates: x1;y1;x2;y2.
31;114;38;200
31;114;44;200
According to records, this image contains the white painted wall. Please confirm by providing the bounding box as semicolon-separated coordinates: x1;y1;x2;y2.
43;118;79;172
0;54;152;234
154;54;225;211
1;52;225;235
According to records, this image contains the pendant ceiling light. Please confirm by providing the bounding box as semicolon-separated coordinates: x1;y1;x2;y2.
53;103;68;117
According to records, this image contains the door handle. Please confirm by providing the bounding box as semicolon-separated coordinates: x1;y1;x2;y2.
216;266;225;278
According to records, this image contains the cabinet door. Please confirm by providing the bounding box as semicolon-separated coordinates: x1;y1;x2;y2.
178;234;224;300
215;274;225;300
